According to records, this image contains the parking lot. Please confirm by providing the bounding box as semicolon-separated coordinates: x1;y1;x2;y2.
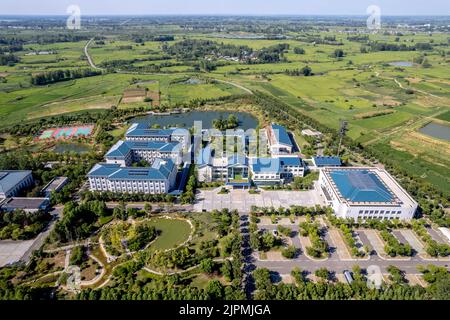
0;240;34;267
194;188;326;213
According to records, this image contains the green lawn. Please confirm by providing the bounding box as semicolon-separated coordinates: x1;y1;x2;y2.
147;217;192;251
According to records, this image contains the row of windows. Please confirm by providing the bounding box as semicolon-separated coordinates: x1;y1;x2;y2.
358;210;402;215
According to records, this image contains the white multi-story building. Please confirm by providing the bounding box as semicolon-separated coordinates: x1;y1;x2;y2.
319;167;418;221
88;159;177;195
250;157;304;185
266;124;294;155
126;123;189;149
105;140;183;166
0;170;34;199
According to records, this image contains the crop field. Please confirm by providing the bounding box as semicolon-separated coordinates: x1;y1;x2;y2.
0;20;449;192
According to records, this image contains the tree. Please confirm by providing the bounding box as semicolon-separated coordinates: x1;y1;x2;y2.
334;49;345;58
206;280;224;300
144;203;152;215
200;258;215;274
315;268;330;281
281;245;297;259
294;47;305;54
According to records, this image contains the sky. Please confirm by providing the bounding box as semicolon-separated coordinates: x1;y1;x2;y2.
0;0;449;16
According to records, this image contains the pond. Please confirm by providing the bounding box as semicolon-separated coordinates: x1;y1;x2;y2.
419;122;450;142
53;142;91;154
389;61;414;67
131;111;259;130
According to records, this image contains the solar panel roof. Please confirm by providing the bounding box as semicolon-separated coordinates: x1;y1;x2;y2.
329;169;394;203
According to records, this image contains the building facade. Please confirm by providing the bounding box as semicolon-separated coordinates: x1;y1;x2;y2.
125;123;189;149
0;171;34;199
88;159;177;195
105;140;183;166
250;156;304;185
319;167;418;221
266;124;294;155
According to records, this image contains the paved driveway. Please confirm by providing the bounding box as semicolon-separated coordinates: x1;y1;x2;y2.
0;240;34;267
194;189;326;213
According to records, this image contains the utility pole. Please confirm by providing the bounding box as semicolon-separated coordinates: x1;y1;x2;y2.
337;120;348;157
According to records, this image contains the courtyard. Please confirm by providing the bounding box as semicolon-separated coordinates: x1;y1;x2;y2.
193;187;327;213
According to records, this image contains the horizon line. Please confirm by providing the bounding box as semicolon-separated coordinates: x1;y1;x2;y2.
1;13;450;17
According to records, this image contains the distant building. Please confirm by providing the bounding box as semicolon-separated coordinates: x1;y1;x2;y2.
88;159;177;195
125;123;188;148
319;167;418;221
266;124;294;155
0;197;50;213
312;156;342;167
0;171;34;199
105;140;183;166
301;129;322;137
41;176;69;198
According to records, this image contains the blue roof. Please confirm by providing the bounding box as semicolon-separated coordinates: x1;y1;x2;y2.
87;163;122;177
196;145;212;167
313;156;342;167
126;123;174;137
0;171;32;194
279;157;303;167
271;124;293;147
106;141;181;158
252;158;281;174
88;159;175;181
329;169;394;203
228;155;248;167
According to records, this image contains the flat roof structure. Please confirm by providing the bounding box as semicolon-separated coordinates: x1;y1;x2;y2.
321;167;416;207
313;156;342;167
41;176;68;195
0;171;33;198
0;197;50;212
270;124;293;148
329;169;395;203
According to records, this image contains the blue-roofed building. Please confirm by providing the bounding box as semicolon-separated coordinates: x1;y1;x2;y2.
226;155;250;188
88;159;177;194
312;156;342;167
250;156;304;185
125;123;189;148
105;140;182;166
0;171;34;199
267;124;294;155
319;167;418;221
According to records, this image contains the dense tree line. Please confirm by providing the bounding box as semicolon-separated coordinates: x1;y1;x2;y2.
0;209;51;240
163;39;252;61
284;66;313;76
0;53;19;66
31;68;102;86
50;200;109;243
82;191;176;204
361;42;433;53
132;34;175;43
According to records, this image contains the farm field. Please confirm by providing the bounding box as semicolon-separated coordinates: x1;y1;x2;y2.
0;17;449;193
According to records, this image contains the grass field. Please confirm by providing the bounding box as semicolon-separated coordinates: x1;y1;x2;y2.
147;217;192;251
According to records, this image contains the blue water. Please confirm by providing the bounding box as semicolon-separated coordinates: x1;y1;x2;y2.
389;61;413;67
419;122;450;142
131;111;259;130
